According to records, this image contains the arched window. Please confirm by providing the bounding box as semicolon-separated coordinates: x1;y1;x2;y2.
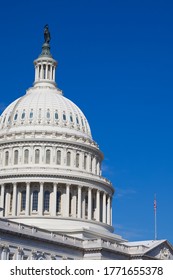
24;149;29;164
57;150;61;165
32;191;38;211
46;149;51;164
56;191;61;213
14;113;18;121
76;153;80;168
21;191;26;211
90;156;93;171
63;112;66;121
5;151;9;166
21;111;25;119
44;191;50;212
55;111;58;120
76;116;79;124
67;151;71;166
70;114;73;122
35;149;40;164
14;150;19;165
46;110;50;119
29;110;33;119
84;154;87;170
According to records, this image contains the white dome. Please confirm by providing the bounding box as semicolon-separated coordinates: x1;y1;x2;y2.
0;85;92;139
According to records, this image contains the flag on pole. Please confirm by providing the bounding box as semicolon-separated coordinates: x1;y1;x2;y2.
154;196;157;211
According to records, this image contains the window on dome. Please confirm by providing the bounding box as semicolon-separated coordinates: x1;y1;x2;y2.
5;151;9;166
56;191;61;213
44;191;50;212
90;156;93;172
21;111;25;119
14;113;18;121
35;149;40;164
84;154;87;170
46;149;51;164
55;112;58;120
57;150;61;165
76;153;80;168
29;111;33;119
14;150;19;165
76;116;79;124
67;151;71;166
63;113;66;121
3;115;6;123
70;115;73;122
32;191;38;211
81;118;84;126
21;191;26;211
47;110;50;119
24;149;29;164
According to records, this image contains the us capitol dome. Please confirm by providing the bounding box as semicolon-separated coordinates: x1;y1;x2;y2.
0;26;172;260
0;25;117;241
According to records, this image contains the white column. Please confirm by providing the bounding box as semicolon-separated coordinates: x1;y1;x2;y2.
0;184;5;217
103;192;106;223
41;64;43;79
88;188;92;220
1;247;8;260
5;192;9;216
17;248;23;260
45;64;48;79
107;196;111;225
53;66;55;81
25;182;30;216
96;190;100;222
110;197;112;226
12;183;17;216
50;66;53;80
52;183;57;216
39;182;44;216
77;186;82;219
65;184;70;217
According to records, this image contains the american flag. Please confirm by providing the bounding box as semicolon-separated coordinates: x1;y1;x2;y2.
154;197;157;211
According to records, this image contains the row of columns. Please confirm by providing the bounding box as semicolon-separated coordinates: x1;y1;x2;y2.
35;63;55;82
0;183;112;225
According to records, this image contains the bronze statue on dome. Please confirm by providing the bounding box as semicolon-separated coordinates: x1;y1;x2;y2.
44;24;51;44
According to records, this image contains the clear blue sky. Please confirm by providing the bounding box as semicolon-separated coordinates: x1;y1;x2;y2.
0;0;173;243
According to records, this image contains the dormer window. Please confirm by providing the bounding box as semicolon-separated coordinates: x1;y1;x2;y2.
76;116;79;125
81;118;84;126
55;111;58;120
63;112;66;121
29;110;33;119
70;114;73;122
14;113;18;121
21;111;25;119
47;110;50;119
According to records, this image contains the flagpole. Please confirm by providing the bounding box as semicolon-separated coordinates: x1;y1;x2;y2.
154;194;157;240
